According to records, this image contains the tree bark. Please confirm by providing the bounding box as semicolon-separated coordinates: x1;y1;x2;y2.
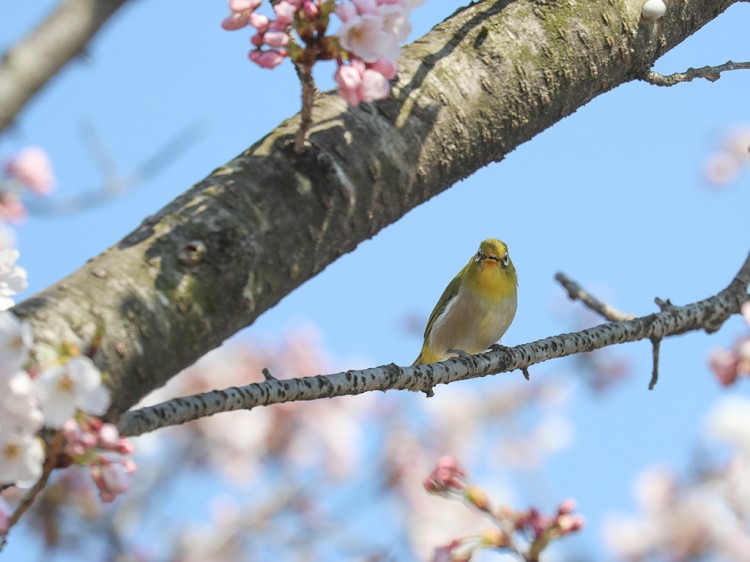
0;0;131;132
11;0;740;418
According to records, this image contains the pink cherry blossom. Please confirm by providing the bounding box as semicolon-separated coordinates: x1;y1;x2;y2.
0;193;27;224
352;0;378;14
3;146;55;195
335;1;357;22
338;14;390;63
709;347;740;386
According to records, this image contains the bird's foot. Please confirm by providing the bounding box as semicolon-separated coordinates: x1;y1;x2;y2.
489;344;510;353
446;348;471;358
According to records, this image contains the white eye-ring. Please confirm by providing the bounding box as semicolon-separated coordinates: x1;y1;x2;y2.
502;252;510;267
475;250;482;262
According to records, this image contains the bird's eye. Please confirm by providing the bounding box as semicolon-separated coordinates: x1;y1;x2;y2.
475;250;482;262
502;252;510;267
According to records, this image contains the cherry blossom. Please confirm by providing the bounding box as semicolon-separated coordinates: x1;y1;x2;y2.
34;356;111;428
2;146;55;196
0;431;44;486
0;372;44;436
0;249;27;311
0;311;32;377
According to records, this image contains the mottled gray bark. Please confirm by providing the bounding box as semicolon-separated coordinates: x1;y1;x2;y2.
11;0;742;419
0;0;131;132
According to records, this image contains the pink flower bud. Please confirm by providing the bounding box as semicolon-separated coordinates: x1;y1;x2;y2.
423;456;468;495
360;68;390;101
117;438;135;456
368;57;397;80
251;33;264;47
557;498;576;515
98;423;120;449
302;0;320;18
222;12;250;30
249;49;287;69
710;348;740;386
228;0;261;12
273;1;297;25
263;30;290;48
248;12;270;32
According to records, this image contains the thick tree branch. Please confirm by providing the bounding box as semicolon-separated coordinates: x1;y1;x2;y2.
118;251;750;437
641;60;750;86
12;0;741;417
0;0;130;132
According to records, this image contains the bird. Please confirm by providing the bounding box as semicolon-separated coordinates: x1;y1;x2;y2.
414;238;518;366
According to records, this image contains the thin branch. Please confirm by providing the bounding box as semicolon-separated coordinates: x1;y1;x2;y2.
294;62;316;153
117;251;750;437
649;337;661;390
0;430;64;547
25;122;203;217
555;273;635;322
641;60;750;86
0;0;130;133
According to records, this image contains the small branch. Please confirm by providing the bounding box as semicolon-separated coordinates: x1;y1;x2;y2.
117;251;750;438
648;337;661;390
1;430;64;545
555;273;635;322
641;60;750;87
294;62;316;154
0;0;130;132
26;122;203;217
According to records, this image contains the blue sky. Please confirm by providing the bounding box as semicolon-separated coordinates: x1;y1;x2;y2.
2;1;750;559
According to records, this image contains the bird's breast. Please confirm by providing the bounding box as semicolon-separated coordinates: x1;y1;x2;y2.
427;284;517;359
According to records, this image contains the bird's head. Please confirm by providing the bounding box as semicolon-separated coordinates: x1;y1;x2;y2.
474;239;510;267
471;238;517;284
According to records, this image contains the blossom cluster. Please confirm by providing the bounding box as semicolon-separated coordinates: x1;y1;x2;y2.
603;396;750;560
703;126;750;186
424;456;584;561
1;146;55;225
0;302;135;534
221;0;424;106
709;302;750;386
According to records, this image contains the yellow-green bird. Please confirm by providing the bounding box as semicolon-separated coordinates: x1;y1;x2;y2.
414;239;518;365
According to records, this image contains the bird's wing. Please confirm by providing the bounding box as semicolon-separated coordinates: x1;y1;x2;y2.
422;264;466;340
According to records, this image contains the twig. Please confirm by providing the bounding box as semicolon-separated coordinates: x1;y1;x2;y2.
294;62;316;154
117;251;750;438
555;273;635;322
0;0;130;132
641;60;750;87
1;430;64;546
649;337;661;390
26;122;203;217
